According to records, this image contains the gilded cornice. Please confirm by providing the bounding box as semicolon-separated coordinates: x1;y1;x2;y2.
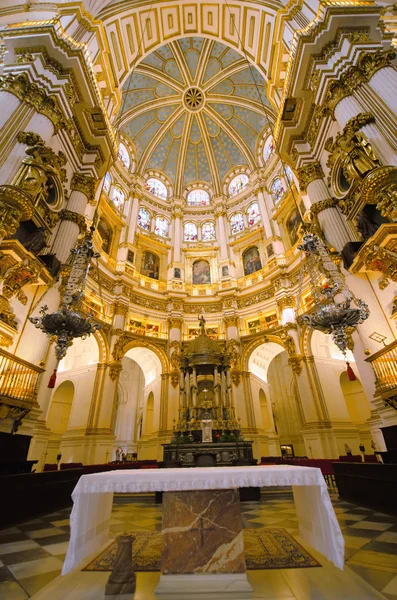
59;209;87;233
323;48;396;115
0;72;66;133
71;173;96;201
297;162;324;192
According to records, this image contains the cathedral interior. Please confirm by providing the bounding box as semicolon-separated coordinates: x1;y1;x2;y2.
0;0;397;599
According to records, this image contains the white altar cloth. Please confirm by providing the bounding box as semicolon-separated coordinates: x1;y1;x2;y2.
62;465;344;575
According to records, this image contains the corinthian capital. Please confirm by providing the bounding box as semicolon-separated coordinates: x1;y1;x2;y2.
297;162;324;192
71;173;96;201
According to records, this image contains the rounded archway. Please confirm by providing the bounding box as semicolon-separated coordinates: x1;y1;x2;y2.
340;372;371;425
47;381;74;435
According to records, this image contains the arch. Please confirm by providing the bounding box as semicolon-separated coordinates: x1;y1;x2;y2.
124;347;162;386
259;388;271;429
145;391;155;434
248;341;286;383
47;381;75;435
242;335;291;373
340;372;371;425
58;334;100;373
94;328;110;364
121;339;169;376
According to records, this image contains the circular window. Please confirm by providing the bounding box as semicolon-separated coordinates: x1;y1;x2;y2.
184;87;205;111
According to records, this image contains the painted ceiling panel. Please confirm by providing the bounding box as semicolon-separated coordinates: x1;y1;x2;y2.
120;36;272;191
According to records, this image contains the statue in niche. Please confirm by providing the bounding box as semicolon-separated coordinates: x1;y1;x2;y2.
23;227;47;255
356;211;380;240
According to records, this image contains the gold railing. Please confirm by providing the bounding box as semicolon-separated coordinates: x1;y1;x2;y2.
366;340;397;407
0;349;44;406
126;326;168;339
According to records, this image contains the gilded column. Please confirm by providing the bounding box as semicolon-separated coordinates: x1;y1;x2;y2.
51;174;96;262
297;162;351;251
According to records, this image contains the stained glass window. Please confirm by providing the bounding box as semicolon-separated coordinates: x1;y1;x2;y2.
112;186;125;209
138;207;151;231
229;174;249;197
154;216;169;238
271;178;285;204
103;172;111;194
285;165;294;184
184;222;198;241
230;213;245;235
201;221;216;241
263;136;276;163
117;143;130;169
187;189;210;206
146;178;167;200
247;202;261;226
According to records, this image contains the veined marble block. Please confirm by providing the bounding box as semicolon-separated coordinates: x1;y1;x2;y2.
161;489;246;574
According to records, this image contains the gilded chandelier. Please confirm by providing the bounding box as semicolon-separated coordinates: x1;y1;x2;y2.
297;233;370;356
29;228;101;365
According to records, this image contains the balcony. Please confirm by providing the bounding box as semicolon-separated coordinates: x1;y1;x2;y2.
0;349;44;425
365;340;397;410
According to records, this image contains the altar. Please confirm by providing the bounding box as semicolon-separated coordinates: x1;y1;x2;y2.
62;465;344;596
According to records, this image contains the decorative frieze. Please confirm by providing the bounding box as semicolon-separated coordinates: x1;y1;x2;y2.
297;162;324;192
71;173;96;201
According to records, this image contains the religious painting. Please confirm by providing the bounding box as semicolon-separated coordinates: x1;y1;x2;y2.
141;251;160;279
97;218;112;254
174;267;181;279
127;250;134;263
243;246;262;275
286;209;301;247
222;265;229;277
266;243;274;258
192;259;211;284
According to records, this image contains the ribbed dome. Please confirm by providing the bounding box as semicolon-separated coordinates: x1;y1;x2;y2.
119;37;272;196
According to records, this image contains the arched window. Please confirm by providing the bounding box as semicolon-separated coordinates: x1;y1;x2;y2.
146;177;167;200
201;221;216;241
285;165;294;184
117;143;130;169
247;202;260;226
112;186;125;210
184;222;198;241
230;212;245;235
97;218;112;254
263;136;276;163
103;172;111;194
243;246;262;275
229;174;249;197
154;215;169;238
187;189;210;206
271;178;285;204
138;207;151;231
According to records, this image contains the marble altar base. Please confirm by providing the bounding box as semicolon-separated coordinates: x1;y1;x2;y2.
156;489;252;596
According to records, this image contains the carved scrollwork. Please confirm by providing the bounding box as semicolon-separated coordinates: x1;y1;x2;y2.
71;173;96;202
297;162;324;193
59;209;87;234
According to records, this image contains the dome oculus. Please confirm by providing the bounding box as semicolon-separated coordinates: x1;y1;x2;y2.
184;87;205;111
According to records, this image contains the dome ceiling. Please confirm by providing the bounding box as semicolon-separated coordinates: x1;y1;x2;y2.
119;37;271;195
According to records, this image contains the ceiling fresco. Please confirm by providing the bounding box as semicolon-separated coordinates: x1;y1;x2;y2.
119;37;271;194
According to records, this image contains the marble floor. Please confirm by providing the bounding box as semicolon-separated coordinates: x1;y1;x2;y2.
0;489;396;599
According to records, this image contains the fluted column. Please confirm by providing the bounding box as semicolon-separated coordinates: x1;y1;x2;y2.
334;96;397;165
51;173;95;262
368;66;397;115
127;191;141;245
255;186;273;238
215;205;228;260
0;91;21;130
298;162;351;251
171;205;183;264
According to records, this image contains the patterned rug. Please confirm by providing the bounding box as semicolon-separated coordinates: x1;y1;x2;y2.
84;528;320;571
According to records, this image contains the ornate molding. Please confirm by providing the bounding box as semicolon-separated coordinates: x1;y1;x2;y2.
111;302;129;317
71;173;96;201
168;317;183;330
288;355;303;375
360;166;397;220
59;209;87;234
16;131;43;147
323;49;396;114
0;185;34;238
108;361;123;381
0;72;67;132
310;197;338;216
276;295;296;310
223;315;239;328
297;162;324;192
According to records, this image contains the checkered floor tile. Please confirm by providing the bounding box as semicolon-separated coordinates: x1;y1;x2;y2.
0;491;396;599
